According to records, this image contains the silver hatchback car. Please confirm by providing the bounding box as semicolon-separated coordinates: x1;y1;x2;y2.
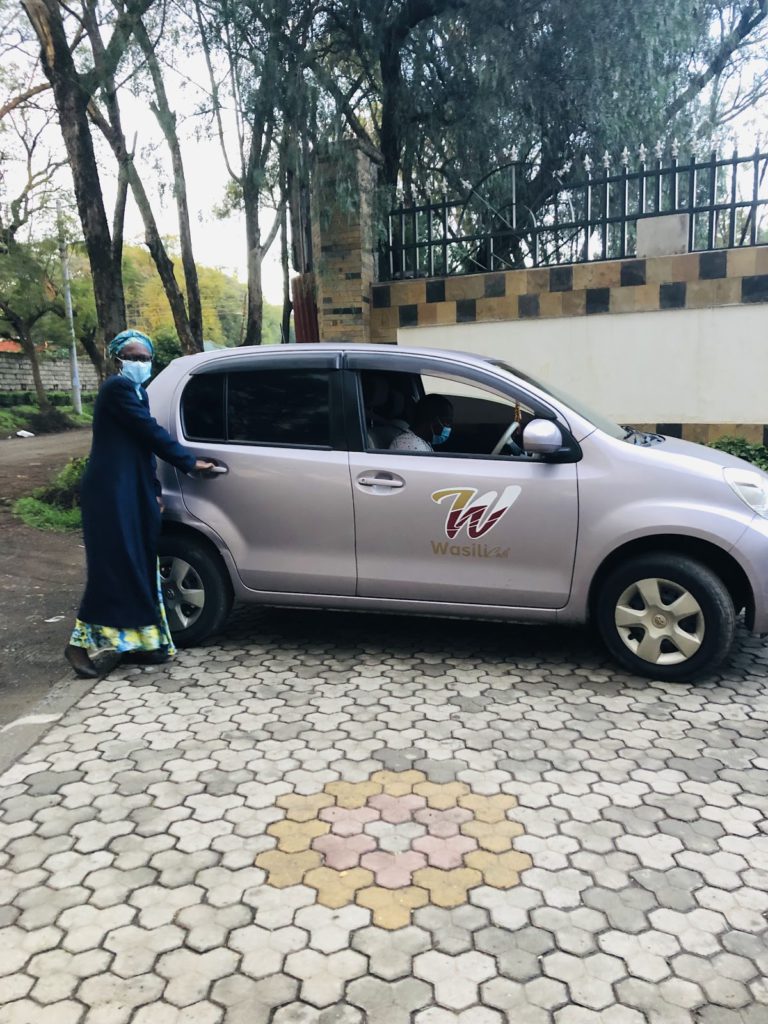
149;344;768;681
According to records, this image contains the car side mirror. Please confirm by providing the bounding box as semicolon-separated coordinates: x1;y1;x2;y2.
523;418;563;455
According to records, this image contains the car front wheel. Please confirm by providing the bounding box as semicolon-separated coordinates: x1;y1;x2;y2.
158;533;233;647
596;553;736;681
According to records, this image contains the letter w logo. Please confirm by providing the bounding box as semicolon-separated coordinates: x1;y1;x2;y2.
431;486;521;539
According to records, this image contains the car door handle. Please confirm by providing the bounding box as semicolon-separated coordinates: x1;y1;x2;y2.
200;463;228;476
357;474;404;489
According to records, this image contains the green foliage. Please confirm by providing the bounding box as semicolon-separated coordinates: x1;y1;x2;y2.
11;455;88;533
708;436;768;472
12;497;81;532
36;456;88;508
0;402;93;436
0;390;97;408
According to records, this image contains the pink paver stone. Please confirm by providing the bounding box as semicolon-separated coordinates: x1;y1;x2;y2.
412;834;478;869
368;793;426;824
313;832;376;870
360;850;427;888
415;806;473;838
319;806;380;836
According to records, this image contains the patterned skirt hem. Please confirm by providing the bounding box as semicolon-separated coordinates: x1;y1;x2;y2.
70;563;176;656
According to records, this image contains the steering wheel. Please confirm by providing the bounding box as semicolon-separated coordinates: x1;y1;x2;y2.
492;421;523;456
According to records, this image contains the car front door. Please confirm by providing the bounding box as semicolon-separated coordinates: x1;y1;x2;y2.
346;354;579;609
174;352;356;596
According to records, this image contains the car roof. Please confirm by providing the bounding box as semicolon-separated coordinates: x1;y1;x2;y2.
168;343;506;374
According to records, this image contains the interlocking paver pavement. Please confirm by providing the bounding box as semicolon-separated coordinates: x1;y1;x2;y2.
1;608;768;1022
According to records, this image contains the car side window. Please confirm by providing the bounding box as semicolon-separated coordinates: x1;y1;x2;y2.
182;373;226;441
361;368;536;459
181;369;332;447
228;370;331;446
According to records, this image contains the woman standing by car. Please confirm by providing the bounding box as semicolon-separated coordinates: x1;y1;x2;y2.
64;330;213;678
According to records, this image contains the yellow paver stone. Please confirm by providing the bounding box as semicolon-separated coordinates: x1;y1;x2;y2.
370;770;426;796
458;793;518;822
325;780;382;808
464;850;532;888
413;781;470;810
304;867;375;909
460;819;524;852
356;885;429;929
412;867;482;908
276;793;335;822
268;818;330;853
255;849;322;888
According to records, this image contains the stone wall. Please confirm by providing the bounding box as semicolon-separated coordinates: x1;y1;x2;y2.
0;355;100;392
312;149;377;343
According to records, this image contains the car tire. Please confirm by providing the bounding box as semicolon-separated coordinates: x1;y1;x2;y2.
596;553;735;681
158;533;233;647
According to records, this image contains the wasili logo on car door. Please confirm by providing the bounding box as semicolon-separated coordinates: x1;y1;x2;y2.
430;486;521;558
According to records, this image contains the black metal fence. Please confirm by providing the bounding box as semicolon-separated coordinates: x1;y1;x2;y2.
379;148;768;281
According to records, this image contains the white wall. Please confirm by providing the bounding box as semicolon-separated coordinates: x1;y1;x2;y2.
401;303;768;424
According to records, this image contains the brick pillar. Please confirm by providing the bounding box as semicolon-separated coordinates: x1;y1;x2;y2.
312;147;376;343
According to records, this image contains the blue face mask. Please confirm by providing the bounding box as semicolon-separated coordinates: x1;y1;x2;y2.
432;425;452;446
119;359;152;387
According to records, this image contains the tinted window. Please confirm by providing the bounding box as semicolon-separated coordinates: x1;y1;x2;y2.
228;370;331;446
182;373;226;441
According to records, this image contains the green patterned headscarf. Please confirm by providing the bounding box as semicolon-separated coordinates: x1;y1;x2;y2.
108;330;154;359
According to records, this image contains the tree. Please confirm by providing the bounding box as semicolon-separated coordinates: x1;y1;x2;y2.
310;0;768;198
0;239;63;409
20;0;154;343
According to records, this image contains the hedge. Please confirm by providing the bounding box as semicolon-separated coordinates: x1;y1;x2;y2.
0;390;98;409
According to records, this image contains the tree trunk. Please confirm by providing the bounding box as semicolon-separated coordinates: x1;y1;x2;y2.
79;325;105;381
22;0;126;344
19;330;51;411
243;184;263;346
379;39;403;190
280;202;291;343
136;21;204;350
125;162;199;354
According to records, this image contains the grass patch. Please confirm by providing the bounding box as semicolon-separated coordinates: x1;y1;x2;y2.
11;456;87;533
0;401;93;436
12;496;82;532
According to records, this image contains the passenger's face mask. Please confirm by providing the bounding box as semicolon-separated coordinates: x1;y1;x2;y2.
432;424;452;446
119;358;153;386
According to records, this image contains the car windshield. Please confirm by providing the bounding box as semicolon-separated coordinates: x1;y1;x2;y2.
488;359;627;440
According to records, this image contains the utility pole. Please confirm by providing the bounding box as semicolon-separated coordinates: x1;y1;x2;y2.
56;201;82;415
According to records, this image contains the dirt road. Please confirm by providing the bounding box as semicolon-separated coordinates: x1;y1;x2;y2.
0;429;92;727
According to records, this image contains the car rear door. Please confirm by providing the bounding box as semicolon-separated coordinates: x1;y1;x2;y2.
345;352;579;609
174;351;356;596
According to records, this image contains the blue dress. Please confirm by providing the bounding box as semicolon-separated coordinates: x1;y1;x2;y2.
71;375;196;652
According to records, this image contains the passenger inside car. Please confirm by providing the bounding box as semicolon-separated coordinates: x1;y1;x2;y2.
388;394;454;452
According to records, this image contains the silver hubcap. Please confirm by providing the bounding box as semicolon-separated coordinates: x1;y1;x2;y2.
159;556;205;632
614;577;704;666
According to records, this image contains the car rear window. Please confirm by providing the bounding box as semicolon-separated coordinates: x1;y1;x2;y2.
181;369;332;447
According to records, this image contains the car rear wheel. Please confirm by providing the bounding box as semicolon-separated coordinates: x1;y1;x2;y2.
596;553;735;681
158;534;233;647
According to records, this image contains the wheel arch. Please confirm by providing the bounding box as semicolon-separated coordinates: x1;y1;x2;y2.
159;521;235;603
587;534;753;626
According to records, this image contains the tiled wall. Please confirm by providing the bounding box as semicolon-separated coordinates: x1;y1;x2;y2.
370;247;768;342
369;248;768;442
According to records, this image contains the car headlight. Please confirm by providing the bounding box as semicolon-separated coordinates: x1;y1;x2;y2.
724;467;768;518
